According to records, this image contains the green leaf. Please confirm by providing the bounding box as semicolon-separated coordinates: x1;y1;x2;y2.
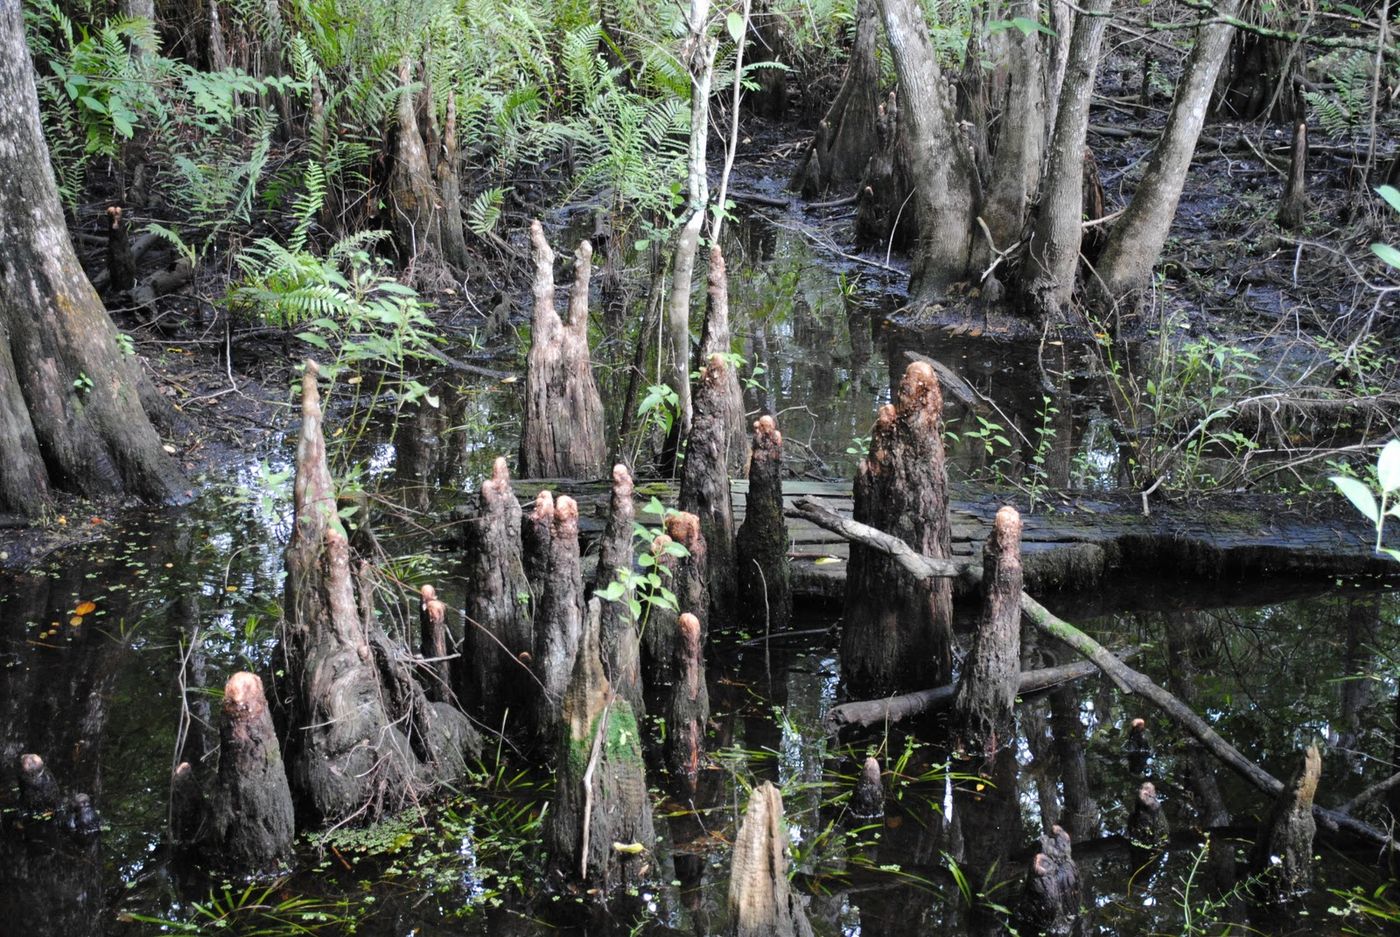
297;331;331;350
1379;439;1400;493
1376;185;1400;215
726;11;744;42
1371;243;1400;270
1331;475;1379;524
598;580;626;602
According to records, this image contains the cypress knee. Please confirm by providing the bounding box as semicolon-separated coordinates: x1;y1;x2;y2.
456;457;533;729
206;672;295;869
666;612;710;797
1276;121;1309;230
518;221;607;478
105;205;136;294
418;584;451;703
594;464;646;718
728;782;814;937
842;361;954;696
736;415;792;631
952;506;1024;757
531;494;586;746
1126;781;1169;852
1251;743;1320;899
851;756;884;817
17;753;61;813
680;354;738;626
641;512;708;685
546;598;654;889
1014;825;1082;937
697;247;748;473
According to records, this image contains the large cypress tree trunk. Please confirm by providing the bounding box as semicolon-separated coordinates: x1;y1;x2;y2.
874;0;978;297
1094;1;1241;306
0;0;184;517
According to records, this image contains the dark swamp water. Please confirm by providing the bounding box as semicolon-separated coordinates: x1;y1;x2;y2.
2;213;1398;937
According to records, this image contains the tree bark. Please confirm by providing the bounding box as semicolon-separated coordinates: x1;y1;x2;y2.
1019;0;1113;321
1251;744;1320;899
389;59;444;268
728;782;814;937
518;222;608;478
0;0;184;517
1276;121;1309;229
874;0;978;296
205;672;295;869
530;493;586;748
735;414;791;630
594;464;646;719
842;361;953;696
696;246;748;473
1014;825;1082;937
791;0;882;198
679;354;738;626
1095;1;1242;306
951;506;1023;757
665;612;709;797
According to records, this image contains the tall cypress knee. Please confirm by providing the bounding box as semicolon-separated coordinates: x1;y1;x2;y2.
531;494;585;747
680;354;738;626
952;506;1024;756
594;464;646;718
735;415;791;630
206;672;295;869
842;361;953;696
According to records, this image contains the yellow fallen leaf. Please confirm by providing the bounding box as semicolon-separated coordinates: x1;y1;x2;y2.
69;616;83;627
813;556;842;565
75;601;96;616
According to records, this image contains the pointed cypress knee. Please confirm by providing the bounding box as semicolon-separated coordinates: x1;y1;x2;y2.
728;782;814;937
1015;824;1082;936
523;489;555;595
419;584;451;703
531;494;585;747
851;756;884;817
456;457;533;729
1127;781;1169;852
666;612;710;797
170;761;203;847
842;361;954;697
546;598;654;890
1251;743;1320;900
736;415;792;631
594;463;646;718
680;354;738;626
206;672;295;869
642;511;709;685
952;506;1024;757
17;753;61;813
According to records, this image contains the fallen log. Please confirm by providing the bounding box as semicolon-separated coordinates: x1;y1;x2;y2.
824;652;1139;733
790;496;1399;852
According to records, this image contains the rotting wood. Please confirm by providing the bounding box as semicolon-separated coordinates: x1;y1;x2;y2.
736;414;791;631
728;781;815;937
593;464;646;719
680;354;738;626
418;584;451;704
665;612;709;797
545;598;654;890
518;221;607;479
1251;743;1321;899
842;361;954;697
456;457;533;730
824;652;1138;732
790;494;1400;852
952;506;1024;757
205;672;295;869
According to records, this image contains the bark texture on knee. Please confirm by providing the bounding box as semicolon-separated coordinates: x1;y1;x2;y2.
641;512;709;685
680;353;738;627
735;415;791;630
1015;825;1081;937
531;494;586;746
281;361;477;824
456;457;533;729
205;672;295;869
665;612;709;796
842;362;953;696
518;222;607;478
546;598;654;889
594;464;646;718
728;782;814;937
1251;743;1320;899
952;506;1023;756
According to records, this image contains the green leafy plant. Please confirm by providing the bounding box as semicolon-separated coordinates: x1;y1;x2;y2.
1330;438;1400;560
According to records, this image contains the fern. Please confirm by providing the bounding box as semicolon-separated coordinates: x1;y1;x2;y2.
466;187;509;236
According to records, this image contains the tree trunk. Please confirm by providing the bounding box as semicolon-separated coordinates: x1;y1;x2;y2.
518;222;608;478
456;457;533;731
0;0;184;517
696;246;748;473
735;415;791;630
791;0;882;197
874;0;978;296
594;464;646;719
389;59;444;269
1019;0;1113;321
1094;1;1241;306
679;354;739;626
951;506;1023;757
842;361;953;696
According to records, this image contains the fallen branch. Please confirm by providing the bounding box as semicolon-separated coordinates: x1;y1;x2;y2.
825;649;1140;732
789;496;1399;852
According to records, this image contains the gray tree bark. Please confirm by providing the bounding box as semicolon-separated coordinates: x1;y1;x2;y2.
0;0;184;517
